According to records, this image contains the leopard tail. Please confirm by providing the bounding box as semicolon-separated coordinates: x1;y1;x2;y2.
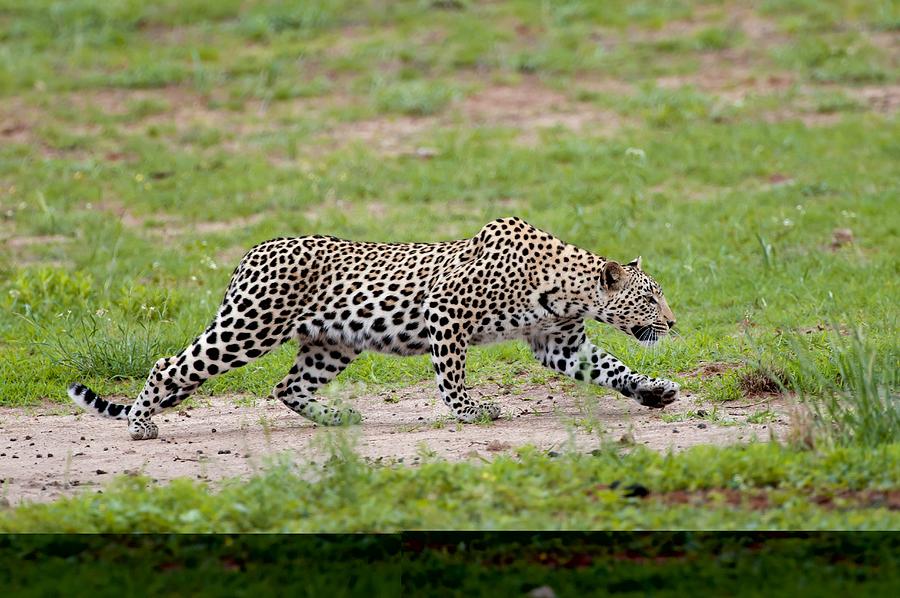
67;383;131;420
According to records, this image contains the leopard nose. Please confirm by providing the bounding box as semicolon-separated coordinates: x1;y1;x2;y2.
667;320;676;329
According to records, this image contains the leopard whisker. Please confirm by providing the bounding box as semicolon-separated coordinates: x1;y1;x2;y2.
638;326;659;351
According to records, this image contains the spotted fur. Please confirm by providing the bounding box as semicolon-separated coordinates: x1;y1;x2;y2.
68;217;679;440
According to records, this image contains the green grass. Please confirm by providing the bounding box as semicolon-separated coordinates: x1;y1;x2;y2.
2;440;899;531
0;0;897;529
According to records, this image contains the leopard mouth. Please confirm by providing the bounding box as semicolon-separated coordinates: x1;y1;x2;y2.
630;325;659;346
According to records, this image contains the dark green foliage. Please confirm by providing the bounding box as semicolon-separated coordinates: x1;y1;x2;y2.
1;533;898;596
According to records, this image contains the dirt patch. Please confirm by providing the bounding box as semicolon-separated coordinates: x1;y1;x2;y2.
1;88;249;158
846;84;900;115
86;200;267;240
460;82;623;146
0;97;40;148
0;380;790;504
191;214;267;236
657;68;796;101
681;361;742;378
61;86;345;158
321;78;624;154
734;8;787;45
321;115;436;156
681;362;786;406
797;322;852;336
0;97;98;158
1;233;73;268
4;234;70;249
626;3;786;46
64;87;273;134
0;120;30;144
303;197;389;225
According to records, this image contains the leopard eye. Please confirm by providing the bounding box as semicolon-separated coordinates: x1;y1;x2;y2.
645;295;658;304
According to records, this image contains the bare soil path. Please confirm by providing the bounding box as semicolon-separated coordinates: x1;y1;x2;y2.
0;381;789;504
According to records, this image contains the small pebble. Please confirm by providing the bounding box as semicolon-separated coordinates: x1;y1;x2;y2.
528;586;557;598
698;423;707;429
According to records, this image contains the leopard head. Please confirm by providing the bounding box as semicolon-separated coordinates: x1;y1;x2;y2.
593;257;676;347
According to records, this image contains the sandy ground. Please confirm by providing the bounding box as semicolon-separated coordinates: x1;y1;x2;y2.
0;381;789;504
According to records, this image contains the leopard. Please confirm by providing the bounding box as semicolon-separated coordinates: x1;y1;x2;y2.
68;217;680;440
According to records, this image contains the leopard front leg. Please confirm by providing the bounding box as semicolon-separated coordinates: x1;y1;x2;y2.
426;311;500;423
529;322;679;408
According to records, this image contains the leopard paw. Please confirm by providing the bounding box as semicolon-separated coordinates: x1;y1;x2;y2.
128;420;159;440
635;378;679;409
336;407;362;425
481;402;501;420
457;402;501;423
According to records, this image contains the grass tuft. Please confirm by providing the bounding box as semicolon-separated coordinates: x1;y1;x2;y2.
786;325;899;448
40;314;178;381
372;79;459;116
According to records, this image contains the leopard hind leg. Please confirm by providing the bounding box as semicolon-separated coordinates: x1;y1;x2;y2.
125;309;294;440
271;339;361;425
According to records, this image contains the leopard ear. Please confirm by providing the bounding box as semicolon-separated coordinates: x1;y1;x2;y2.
600;260;626;292
626;256;642;271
